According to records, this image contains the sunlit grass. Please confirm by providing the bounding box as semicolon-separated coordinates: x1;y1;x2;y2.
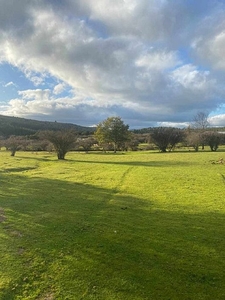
0;149;225;299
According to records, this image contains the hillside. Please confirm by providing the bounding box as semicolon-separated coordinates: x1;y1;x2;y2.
0;115;95;137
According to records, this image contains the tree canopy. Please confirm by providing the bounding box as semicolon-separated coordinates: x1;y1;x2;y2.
94;117;130;153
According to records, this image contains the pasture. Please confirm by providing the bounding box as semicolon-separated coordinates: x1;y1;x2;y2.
0;149;225;299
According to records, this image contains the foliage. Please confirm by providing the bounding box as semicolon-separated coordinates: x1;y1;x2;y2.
150;127;185;152
39;130;77;159
94;116;130;153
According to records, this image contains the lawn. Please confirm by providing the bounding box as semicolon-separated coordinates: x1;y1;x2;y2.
0;149;225;299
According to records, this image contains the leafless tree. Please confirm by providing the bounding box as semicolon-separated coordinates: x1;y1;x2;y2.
150;127;185;152
192;112;210;149
202;131;221;151
4;136;27;156
39;130;77;159
193;112;209;130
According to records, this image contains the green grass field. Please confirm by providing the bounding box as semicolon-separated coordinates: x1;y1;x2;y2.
0;149;225;299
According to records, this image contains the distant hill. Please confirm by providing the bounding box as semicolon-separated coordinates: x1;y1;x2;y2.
0;115;95;137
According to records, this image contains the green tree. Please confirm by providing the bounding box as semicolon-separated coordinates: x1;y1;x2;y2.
39;130;77;159
95;117;130;153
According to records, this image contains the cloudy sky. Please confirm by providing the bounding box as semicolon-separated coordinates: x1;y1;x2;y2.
0;0;225;128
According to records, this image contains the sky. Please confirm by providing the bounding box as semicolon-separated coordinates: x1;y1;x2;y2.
0;0;225;129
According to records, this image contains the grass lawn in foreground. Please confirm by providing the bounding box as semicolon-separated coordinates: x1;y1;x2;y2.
0;149;225;299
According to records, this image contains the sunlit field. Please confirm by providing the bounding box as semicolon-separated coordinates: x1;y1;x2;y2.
1;149;225;299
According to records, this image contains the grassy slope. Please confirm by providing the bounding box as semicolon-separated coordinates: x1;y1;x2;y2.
0;150;225;299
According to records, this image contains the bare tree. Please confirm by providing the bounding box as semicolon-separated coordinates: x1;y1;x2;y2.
150;127;184;152
76;136;97;153
193;112;209;130
4;136;27;156
39;130;77;159
203;131;221;151
193;112;209;149
186;132;200;151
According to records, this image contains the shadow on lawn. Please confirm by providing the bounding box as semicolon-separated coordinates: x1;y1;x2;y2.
73;159;193;168
18;153;193;167
3;166;38;173
0;173;225;299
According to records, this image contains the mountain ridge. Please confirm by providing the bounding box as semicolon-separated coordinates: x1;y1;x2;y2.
0;114;95;137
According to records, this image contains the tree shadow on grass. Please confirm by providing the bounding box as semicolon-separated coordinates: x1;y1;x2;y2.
17;154;56;162
3;167;38;173
0;173;225;299
76;160;194;168
18;152;194;167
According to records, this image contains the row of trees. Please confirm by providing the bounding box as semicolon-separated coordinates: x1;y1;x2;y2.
1;117;130;158
1;115;225;159
150;127;222;152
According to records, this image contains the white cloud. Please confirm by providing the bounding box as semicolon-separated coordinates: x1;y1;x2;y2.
171;64;212;90
53;83;66;95
158;121;190;128
18;89;51;100
4;81;16;88
209;114;225;127
135;50;180;71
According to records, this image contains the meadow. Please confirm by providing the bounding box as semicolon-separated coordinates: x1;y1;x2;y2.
0;149;225;300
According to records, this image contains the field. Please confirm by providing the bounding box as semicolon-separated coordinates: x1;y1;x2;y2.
0;149;225;300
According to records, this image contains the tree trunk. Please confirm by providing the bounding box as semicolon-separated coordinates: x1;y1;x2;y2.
57;150;65;159
194;146;199;152
10;151;16;156
113;143;117;153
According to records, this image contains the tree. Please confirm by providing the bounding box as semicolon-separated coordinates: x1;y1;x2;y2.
76;136;97;153
167;128;186;151
193;112;209;149
94;117;130;153
39;130;77;159
193;112;209;130
186;131;200;151
126;133;140;151
203;131;221;151
4;136;27;156
150;127;184;152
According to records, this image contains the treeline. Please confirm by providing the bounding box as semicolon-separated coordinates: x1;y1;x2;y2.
1;116;225;159
0;114;94;137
